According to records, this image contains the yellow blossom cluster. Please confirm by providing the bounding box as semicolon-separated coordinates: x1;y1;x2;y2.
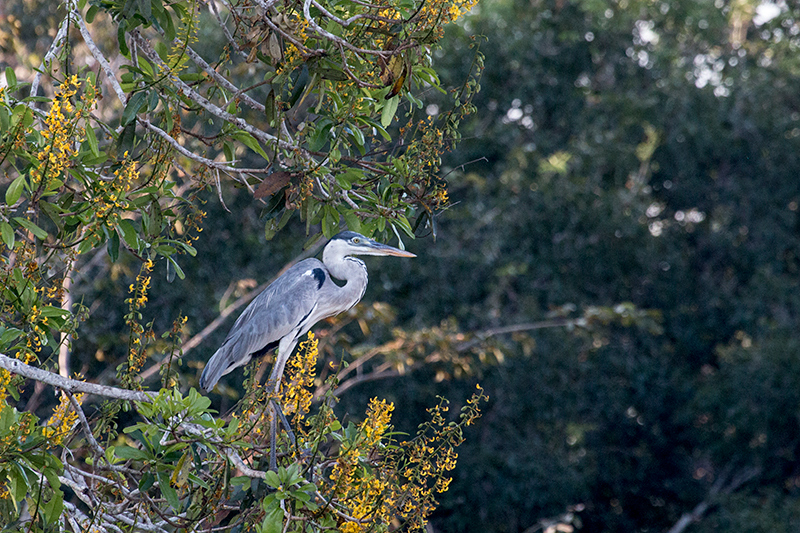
124;259;155;376
30;75;86;191
361;397;394;447
127;259;153;310
42;390;85;446
26;304;45;352
0;369;11;404
327;397;396;532
182;206;206;246
92;155;138;233
279;17;310;74
282;332;318;423
0;239;75;367
432;185;449;208
377;386;485;530
415;0;479;36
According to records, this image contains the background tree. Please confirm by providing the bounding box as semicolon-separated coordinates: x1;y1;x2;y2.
404;0;800;532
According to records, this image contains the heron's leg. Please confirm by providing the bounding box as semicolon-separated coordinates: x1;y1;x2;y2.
271;399;296;445
269;402;278;471
268;401;297;470
268;338;299;470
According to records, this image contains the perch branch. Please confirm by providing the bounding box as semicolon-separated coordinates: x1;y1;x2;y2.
0;353;155;402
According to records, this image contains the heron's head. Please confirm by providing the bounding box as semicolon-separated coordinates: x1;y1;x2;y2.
325;231;416;258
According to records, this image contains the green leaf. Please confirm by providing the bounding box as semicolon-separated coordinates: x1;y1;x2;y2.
358;116;392;141
393;215;415;238
222;140;234;162
162;5;177;41
43;489;64;524
117;219;139;250
308;120;333;152
262;506;284;533
230;475;251;491
5;174;26;205
118;24;130;56
13;217;47;240
85;125;100;157
118;121;136;153
0;327;24;348
139;472;155;491
1;221;14;249
8;462;30;509
158;471;180;511
86;4;99;21
346;124;365;155
167;255;185;280
5;67;16;88
321;206;338;237
264;469;281;489
114;445;150;461
381;95;400;127
176;241;197;257
0;404;16;432
122;91;148;126
107;228;120;262
343;211;362;233
232;131;269;160
40;306;70;319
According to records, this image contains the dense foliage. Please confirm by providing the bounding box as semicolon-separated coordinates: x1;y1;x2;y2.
0;0;485;531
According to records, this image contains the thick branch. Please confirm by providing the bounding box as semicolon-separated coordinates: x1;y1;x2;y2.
0;353;155;402
76;9;128;105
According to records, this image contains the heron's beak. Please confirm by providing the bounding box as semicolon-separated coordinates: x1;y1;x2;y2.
370;243;416;258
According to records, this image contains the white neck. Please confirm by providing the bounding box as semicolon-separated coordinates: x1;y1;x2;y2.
322;242;369;309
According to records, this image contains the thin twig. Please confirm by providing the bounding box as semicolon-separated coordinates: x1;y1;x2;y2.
140;119;270;180
64;390;106;457
30;1;77;100
207;0;249;60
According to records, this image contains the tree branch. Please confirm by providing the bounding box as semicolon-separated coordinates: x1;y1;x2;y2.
0;353;155;402
666;465;761;533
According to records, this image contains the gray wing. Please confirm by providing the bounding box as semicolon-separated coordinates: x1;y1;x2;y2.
199;258;326;391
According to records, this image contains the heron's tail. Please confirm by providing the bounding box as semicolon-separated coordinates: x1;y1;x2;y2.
199;353;224;392
199;343;240;392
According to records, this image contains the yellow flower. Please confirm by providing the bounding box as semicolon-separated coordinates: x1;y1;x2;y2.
42;391;85;446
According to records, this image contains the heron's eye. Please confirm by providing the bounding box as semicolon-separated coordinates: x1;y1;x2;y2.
352;237;361;244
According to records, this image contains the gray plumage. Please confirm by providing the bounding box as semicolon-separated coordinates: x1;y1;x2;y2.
199;231;415;392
